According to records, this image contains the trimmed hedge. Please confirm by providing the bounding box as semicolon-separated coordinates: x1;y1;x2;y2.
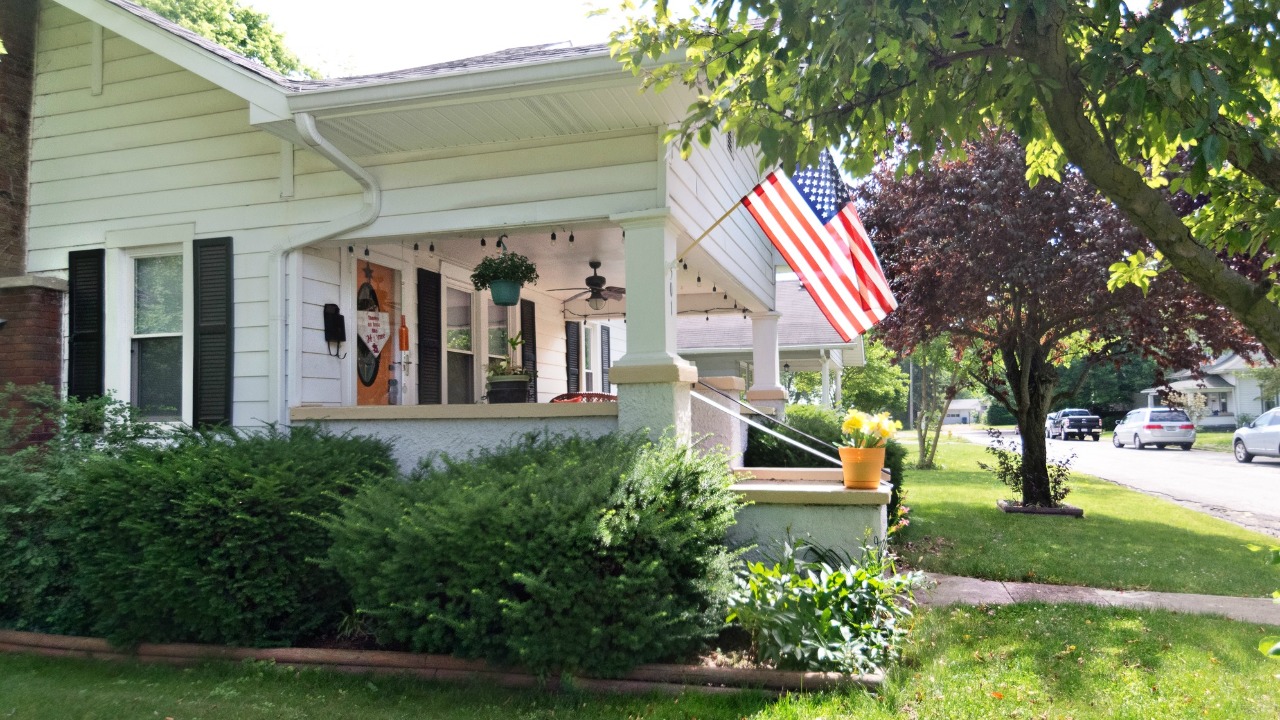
66;426;396;647
326;433;743;677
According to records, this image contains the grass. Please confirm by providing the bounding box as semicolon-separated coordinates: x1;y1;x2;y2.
3;605;1276;719
1193;429;1235;453
895;441;1280;596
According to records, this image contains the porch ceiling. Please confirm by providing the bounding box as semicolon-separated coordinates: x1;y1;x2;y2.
366;223;773;320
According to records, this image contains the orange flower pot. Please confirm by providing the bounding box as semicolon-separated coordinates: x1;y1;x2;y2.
838;446;885;490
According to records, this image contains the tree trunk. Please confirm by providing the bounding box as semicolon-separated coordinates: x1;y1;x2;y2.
1005;346;1058;506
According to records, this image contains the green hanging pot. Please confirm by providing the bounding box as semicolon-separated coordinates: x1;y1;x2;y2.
489;280;522;306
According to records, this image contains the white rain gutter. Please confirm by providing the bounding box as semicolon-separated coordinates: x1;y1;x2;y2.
268;112;383;424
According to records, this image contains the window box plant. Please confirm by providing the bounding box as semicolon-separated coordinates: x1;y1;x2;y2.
486;333;534;403
471;250;538;306
838;409;901;489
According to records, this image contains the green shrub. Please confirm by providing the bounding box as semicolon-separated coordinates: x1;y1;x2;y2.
977;428;1073;506
0;386;153;633
744;404;909;534
727;540;921;674
65;425;396;647
986;403;1017;425
326;433;743;677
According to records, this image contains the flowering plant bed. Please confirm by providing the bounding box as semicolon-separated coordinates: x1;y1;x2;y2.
0;630;880;695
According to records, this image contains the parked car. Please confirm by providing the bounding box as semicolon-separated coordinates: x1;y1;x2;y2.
1232;409;1280;463
1044;411;1059;438
1112;407;1196;450
1049;408;1103;441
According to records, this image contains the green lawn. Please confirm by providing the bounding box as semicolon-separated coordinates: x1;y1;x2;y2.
895;441;1280;596
1193;430;1235;452
3;605;1275;719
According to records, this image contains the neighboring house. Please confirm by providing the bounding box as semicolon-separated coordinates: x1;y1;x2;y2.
677;279;866;409
1140;353;1278;427
943;398;985;425
7;0;804;466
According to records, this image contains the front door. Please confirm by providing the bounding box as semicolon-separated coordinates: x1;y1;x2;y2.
355;260;399;406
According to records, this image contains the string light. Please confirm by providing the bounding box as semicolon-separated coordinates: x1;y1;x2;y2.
696;274;701;287
681;259;688;270
568;232;575;243
712;284;716;293
413;243;419;251
347;246;353;254
480;237;486;247
429;241;435;253
363;246;370;256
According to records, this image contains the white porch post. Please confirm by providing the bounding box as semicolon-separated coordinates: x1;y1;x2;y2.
747;311;788;417
820;351;833;409
609;210;697;440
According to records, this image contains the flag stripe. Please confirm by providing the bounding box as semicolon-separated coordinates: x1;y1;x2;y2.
750;175;872;329
740;152;896;340
745;177;866;340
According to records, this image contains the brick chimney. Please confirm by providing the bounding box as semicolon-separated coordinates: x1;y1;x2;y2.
0;0;66;393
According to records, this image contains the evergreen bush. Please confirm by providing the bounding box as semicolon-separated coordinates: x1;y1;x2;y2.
65;425;396;647
325;433;742;677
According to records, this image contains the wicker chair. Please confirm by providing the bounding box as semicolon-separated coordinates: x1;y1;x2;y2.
549;392;618;403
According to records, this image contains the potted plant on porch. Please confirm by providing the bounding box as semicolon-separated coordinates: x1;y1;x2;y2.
837;409;901;490
471;249;539;306
486;333;534;403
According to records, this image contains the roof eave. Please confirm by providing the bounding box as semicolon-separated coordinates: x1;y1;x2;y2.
286;50;663;116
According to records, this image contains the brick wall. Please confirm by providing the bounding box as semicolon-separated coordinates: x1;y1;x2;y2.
0;0;37;278
0;284;63;388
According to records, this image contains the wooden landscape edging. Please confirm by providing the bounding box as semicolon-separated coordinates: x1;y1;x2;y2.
0;629;882;695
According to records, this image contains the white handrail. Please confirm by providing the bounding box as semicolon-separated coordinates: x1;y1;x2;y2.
690;391;842;467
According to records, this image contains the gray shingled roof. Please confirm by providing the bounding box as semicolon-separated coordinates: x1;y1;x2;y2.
677;280;856;351
105;0;610;92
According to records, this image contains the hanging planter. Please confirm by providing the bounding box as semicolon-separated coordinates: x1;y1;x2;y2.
471;249;538;307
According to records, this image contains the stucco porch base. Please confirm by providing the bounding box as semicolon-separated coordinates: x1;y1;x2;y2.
729;467;890;561
290;403;618;472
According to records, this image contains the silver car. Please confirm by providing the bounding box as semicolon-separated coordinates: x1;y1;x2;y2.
1233;409;1280;463
1112;407;1196;450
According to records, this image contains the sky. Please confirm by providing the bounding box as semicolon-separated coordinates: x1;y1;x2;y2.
243;0;624;78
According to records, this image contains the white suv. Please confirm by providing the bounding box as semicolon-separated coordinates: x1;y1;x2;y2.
1112;408;1196;451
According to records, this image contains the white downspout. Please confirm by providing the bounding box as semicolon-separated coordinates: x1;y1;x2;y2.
268;111;382;425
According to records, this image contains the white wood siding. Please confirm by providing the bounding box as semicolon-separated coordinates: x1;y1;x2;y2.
666;132;775;310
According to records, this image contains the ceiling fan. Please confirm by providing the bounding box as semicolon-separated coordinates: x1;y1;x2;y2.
552;260;626;310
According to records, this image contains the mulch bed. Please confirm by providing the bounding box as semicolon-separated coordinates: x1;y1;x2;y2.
0;629;881;696
996;500;1085;517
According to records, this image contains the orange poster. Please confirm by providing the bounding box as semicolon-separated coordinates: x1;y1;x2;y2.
355;260;399;406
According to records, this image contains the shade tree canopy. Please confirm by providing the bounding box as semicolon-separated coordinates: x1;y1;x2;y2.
862;133;1255;505
138;0;316;77
613;0;1280;355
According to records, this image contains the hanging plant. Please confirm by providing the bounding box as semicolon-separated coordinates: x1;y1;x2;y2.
470;251;539;291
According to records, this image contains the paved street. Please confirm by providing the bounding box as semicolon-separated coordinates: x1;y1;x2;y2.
958;429;1280;538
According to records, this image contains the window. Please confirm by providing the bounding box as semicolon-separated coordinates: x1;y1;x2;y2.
68;238;233;426
487;298;509;372
583;323;595;392
131;254;184;421
445;286;474;404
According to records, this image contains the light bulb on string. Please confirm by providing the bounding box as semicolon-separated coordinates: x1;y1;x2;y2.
363;246;370;256
568;232;575;243
429;242;435;253
480;237;486;247
696;274;701;287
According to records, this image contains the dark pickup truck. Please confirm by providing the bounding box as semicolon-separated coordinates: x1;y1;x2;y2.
1048;408;1103;441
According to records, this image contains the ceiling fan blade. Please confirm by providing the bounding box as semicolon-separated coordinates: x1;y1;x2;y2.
548;287;589;292
602;287;626;300
563;290;590;301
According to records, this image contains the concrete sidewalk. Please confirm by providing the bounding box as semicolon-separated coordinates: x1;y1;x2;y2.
922;573;1280;626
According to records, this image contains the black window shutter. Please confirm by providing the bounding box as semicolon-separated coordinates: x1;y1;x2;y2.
520;299;537;401
417;268;442;404
193;237;234;426
67;249;105;400
565;321;580;394
601;325;611;393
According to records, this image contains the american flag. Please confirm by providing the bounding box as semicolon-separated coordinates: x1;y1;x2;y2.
741;151;896;342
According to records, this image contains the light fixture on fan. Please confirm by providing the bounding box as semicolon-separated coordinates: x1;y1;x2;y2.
551;260;626;312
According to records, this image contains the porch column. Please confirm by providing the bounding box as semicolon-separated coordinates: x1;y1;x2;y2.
609;209;697;441
747;312;788;417
820;352;833;409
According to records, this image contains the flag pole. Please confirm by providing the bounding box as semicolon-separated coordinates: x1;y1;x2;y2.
672;200;741;267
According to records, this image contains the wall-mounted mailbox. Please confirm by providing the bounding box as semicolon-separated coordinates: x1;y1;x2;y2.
323;303;346;357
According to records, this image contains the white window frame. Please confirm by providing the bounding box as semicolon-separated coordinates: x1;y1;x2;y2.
443;279;479;404
103;242;195;425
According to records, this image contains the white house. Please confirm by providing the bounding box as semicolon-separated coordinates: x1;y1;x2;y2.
1141;353;1278;427
942;398;985;425
15;0;829;463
